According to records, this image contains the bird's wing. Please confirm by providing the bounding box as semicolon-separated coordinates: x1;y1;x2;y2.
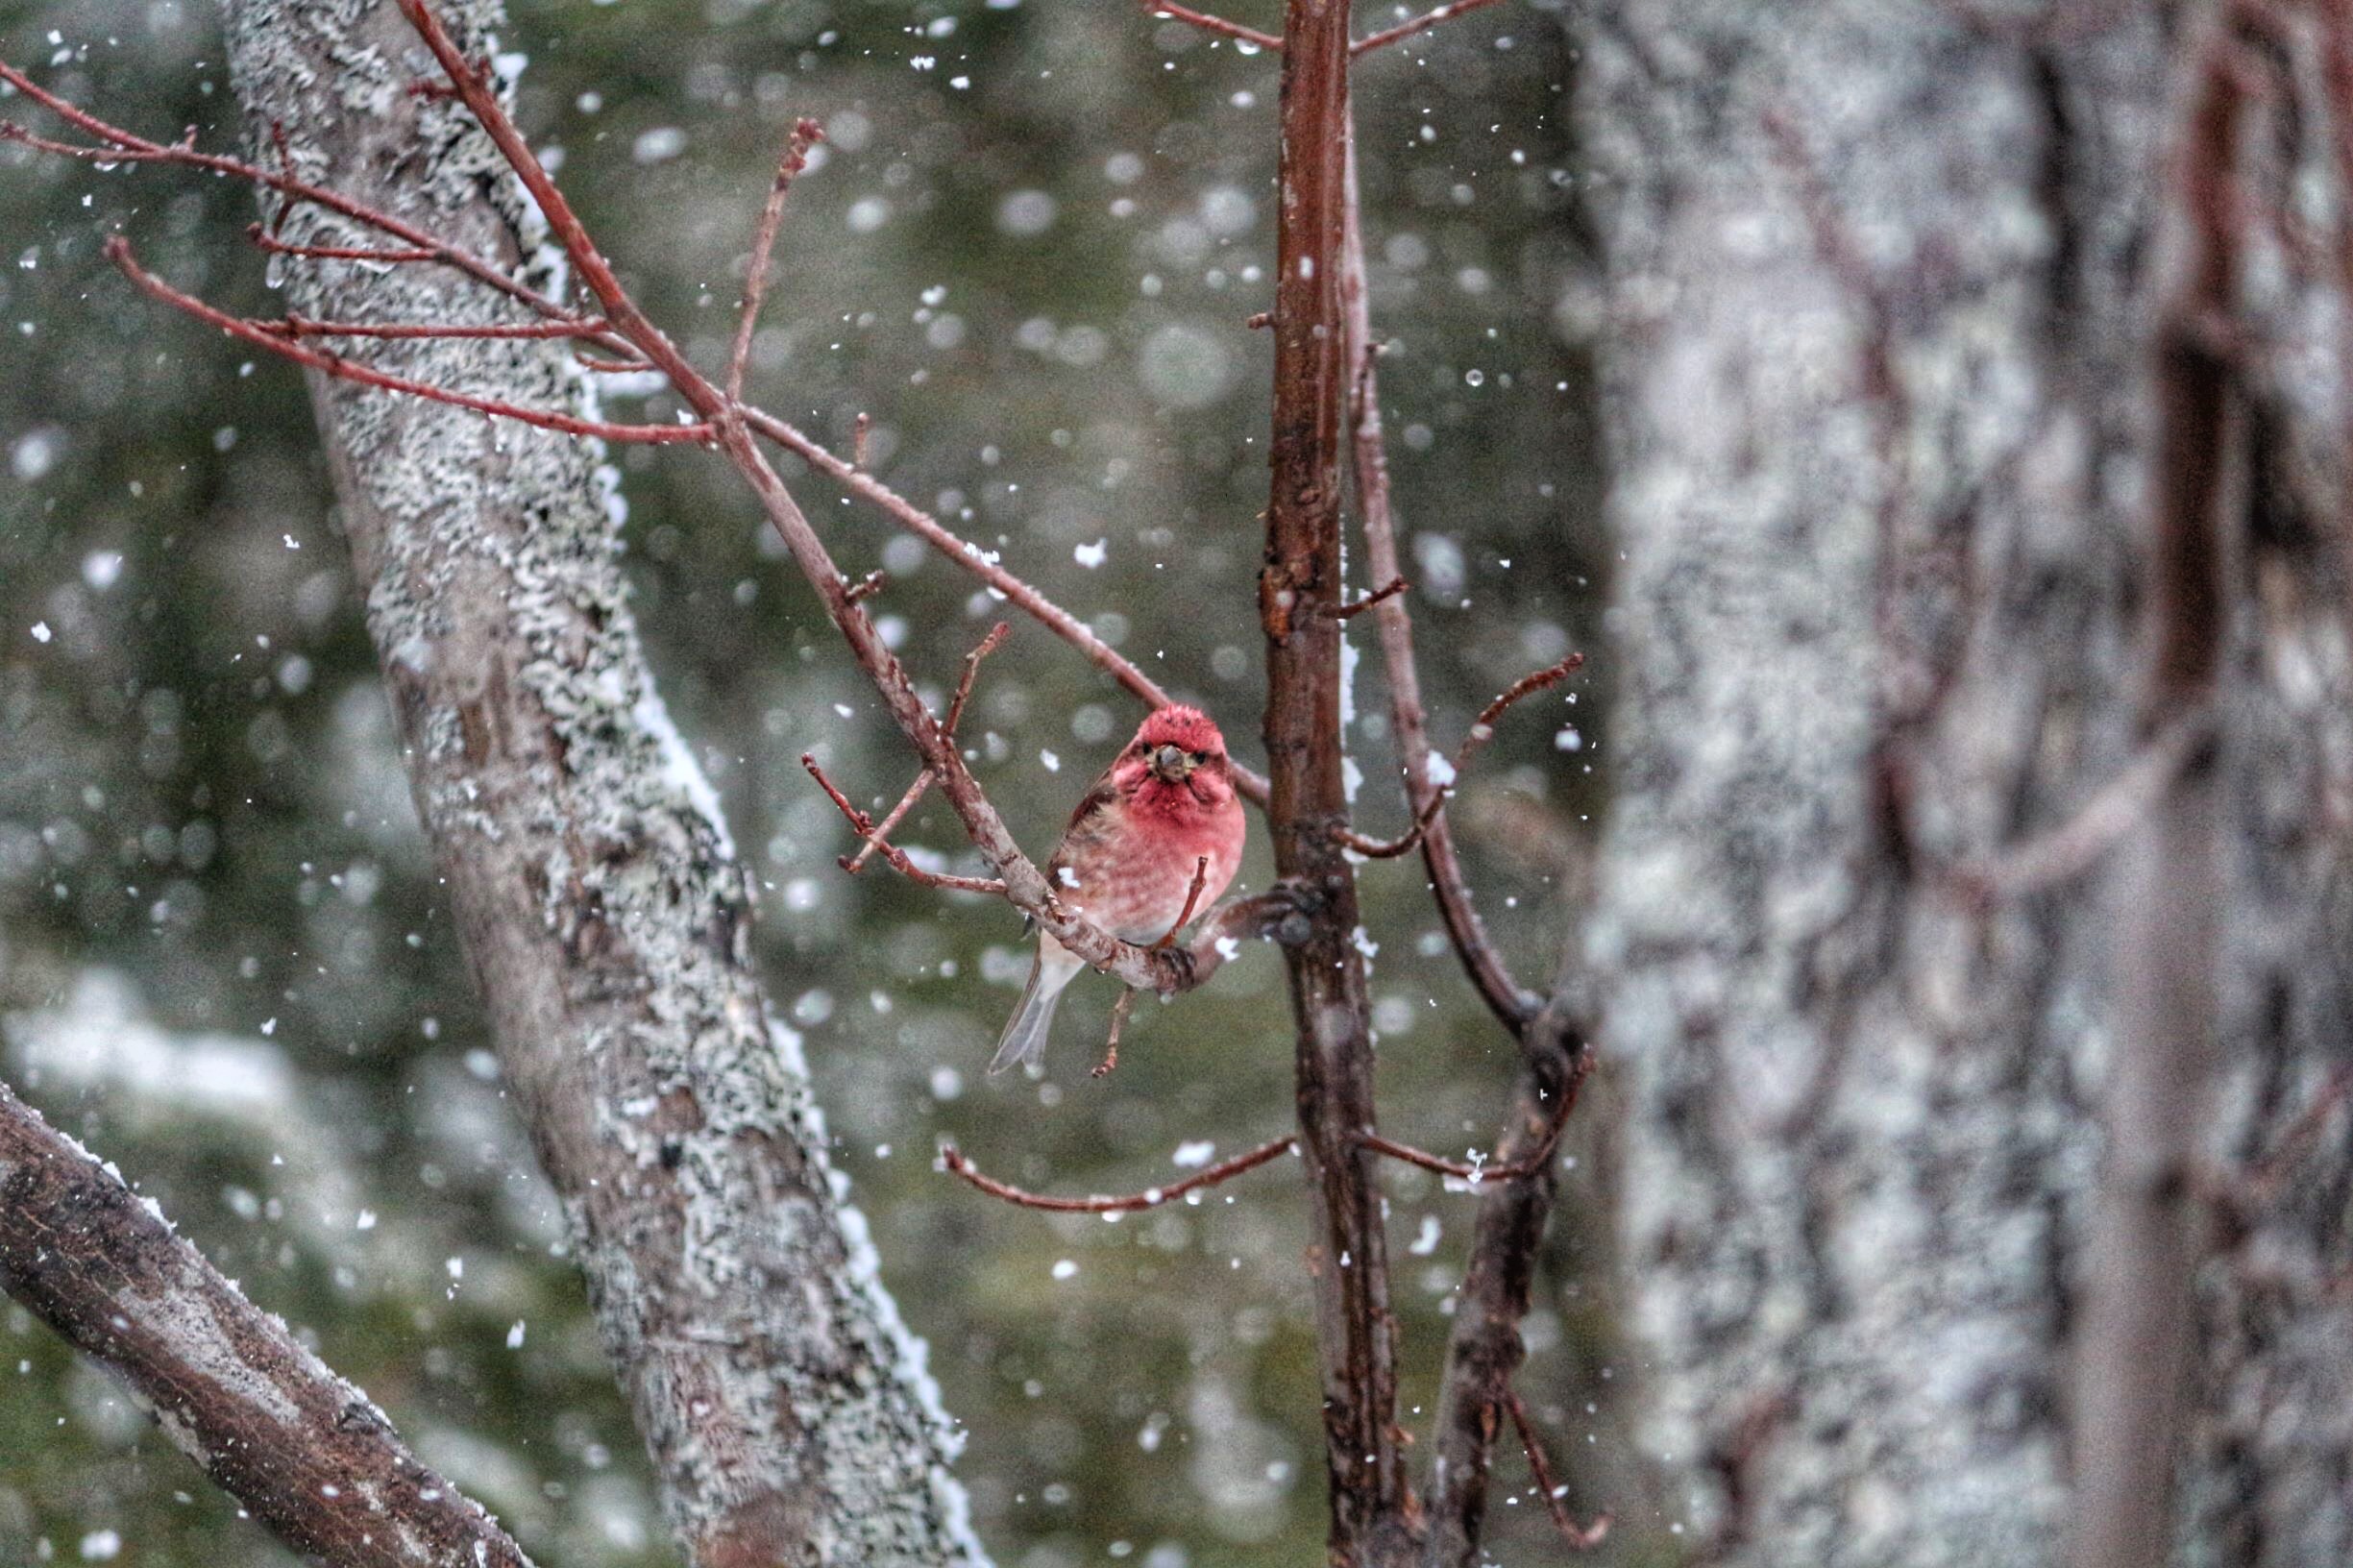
1046;766;1127;886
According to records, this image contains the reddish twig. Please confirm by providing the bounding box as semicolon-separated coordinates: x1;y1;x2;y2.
1336;122;1541;1033
735;406;1273;804
852;411;872;469
0;68;633;356
247;229;439;264
1140;0;1284;49
801;752;1010;895
844;623;1008;873
843;568;889;605
1329;575;1409;619
107;237;712;445
263;312;611;342
1092;989;1139;1079
264;118;298;233
7;53;1265;818
727;118;823;406
939;1136;1296;1213
1504;1389;1612;1551
1358;1077;1578;1186
1351;0;1508;53
1334;652;1583;859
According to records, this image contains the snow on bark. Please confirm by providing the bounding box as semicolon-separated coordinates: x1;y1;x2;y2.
1578;5;2353;1564
0;1081;536;1568
213;0;980;1562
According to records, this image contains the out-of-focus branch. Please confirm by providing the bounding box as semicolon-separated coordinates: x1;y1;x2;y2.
1336;125;1548;1032
2069;13;2242;1568
0;1081;535;1568
1952;704;2216;900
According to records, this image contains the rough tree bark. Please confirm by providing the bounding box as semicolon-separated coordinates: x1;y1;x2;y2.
1262;0;1415;1562
1579;3;2353;1564
216;0;978;1563
0;1083;536;1568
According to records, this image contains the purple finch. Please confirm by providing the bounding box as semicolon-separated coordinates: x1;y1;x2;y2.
990;705;1248;1073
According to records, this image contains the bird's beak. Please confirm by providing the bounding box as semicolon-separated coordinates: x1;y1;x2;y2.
1151;744;1193;781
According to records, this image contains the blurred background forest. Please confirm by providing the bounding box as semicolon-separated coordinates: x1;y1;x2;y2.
0;0;1616;1558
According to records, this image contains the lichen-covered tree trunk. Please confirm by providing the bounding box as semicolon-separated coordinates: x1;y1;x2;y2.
217;1;979;1563
1577;4;2353;1563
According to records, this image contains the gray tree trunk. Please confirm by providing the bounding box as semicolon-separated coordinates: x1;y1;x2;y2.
1578;4;2353;1563
217;1;980;1563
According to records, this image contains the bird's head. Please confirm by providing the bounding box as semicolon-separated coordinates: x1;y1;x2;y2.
1114;705;1235;807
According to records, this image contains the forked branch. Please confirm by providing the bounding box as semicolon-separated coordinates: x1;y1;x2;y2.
844;622;1009;873
1334;650;1584;860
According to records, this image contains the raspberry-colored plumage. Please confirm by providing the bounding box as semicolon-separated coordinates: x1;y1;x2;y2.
990;705;1248;1072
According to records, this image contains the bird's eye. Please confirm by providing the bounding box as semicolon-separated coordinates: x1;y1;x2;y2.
1189;750;1207;765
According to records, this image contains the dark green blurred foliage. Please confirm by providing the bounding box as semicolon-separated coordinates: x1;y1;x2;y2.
0;0;1622;1557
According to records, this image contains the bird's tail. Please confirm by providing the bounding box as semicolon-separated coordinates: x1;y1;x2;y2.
990;940;1084;1074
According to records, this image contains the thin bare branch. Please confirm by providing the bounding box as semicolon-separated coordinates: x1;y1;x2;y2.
1505;1389;1613;1551
1329;574;1409;619
1357;1068;1580;1187
1350;0;1507;53
737;404;1273;808
1336;130;1545;1032
2070;12;2242;1568
727;117;822;406
1954;705;2216;899
0;1080;536;1568
108;237;713;445
801;752;1010;894
0;67;632;355
844;622;1007;873
1333;651;1583;860
247;228;438;263
939;1136;1297;1213
1140;0;1285;49
265;311;611;341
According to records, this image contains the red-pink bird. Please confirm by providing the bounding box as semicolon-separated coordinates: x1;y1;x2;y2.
991;705;1248;1073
